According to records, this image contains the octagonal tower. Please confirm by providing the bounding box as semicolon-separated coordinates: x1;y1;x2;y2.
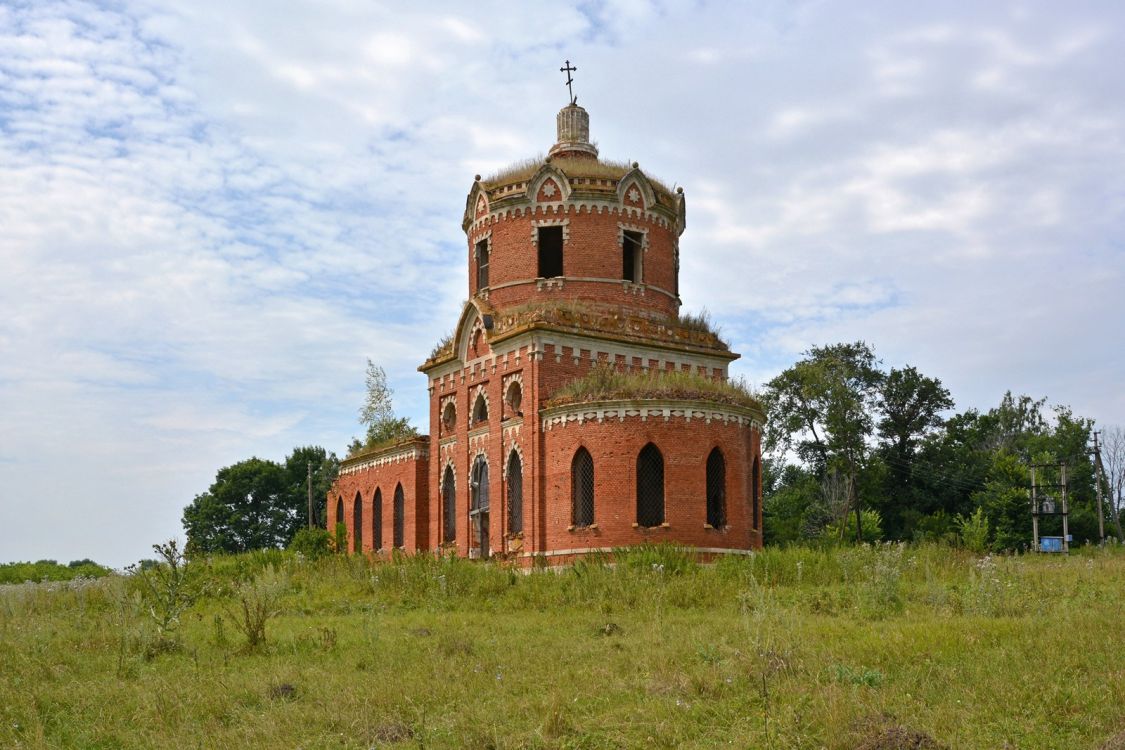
462;104;686;320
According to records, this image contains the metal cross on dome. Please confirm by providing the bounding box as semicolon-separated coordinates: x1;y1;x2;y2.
560;60;577;104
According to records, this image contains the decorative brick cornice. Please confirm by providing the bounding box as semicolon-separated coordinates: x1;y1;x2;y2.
540;399;764;432
340;437;429;476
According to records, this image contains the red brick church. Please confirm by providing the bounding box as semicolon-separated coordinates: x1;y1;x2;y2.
326;94;764;564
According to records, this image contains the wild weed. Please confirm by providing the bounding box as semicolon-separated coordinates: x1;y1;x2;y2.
223;565;288;650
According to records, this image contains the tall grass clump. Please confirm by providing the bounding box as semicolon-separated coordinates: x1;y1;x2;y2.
224;565;288;649
129;539;199;639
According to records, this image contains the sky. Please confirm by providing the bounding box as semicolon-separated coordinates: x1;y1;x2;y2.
1;0;1123;568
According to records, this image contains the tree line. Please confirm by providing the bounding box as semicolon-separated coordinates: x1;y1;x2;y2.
762;341;1121;550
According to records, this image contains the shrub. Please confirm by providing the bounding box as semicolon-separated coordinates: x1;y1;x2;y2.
224;565;288;649
957;507;991;553
334;522;347;553
824;509;884;543
128;539;199;637
0;559;112;584
289;527;333;560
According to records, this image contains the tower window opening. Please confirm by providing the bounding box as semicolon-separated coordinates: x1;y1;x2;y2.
537;226;563;278
636;443;665;528
476;239;489;290
505;381;522;416
706;448;726;529
473;393;489;424
572;447;594;527
623;230;643;283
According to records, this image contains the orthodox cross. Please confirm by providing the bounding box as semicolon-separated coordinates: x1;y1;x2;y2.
560;60;577;104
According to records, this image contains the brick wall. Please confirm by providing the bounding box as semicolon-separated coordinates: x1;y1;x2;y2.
538;405;762;558
327;444;430;555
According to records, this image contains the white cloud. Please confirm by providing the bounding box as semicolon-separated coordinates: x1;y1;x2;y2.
1;0;1124;566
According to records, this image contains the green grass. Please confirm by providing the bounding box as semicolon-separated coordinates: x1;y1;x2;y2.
549;366;761;411
1;544;1123;748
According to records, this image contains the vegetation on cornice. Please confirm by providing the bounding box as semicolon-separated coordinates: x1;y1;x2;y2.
482;156;675;200
494;300;730;353
548;365;762;411
344;432;425;463
427;331;454;361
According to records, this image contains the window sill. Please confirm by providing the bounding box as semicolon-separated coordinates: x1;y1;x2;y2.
633;523;670;530
568;524;597;532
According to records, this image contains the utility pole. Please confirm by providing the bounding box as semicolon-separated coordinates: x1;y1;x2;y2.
1031;464;1039;549
307;461;314;529
1061;463;1069;554
1093;430;1105;545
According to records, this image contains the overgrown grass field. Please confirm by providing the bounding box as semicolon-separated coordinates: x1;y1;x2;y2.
1;544;1122;749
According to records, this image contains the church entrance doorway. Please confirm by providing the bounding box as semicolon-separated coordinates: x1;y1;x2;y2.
470;456;490;559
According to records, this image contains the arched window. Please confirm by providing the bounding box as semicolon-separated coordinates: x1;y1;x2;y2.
505;381;522;416
442;465;456;543
706;448;726;529
636;443;665;527
473;393;488;424
471;456;489;511
442;401;456;433
335;497;343;530
752;456;761;531
572;447;594;527
373;488;383;551
353;492;363;553
471;455;490;558
508;450;523;534
393;483;405;549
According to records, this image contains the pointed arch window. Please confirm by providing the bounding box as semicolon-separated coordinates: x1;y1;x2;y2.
335;497;343;531
353;492;363;553
442;465;456;544
393;484;405;549
508;450;523;534
572;447;594;527
470;455;491;558
752;456;761;531
706;448;726;529
373;488;383;551
473;393;488;424
636;443;665;527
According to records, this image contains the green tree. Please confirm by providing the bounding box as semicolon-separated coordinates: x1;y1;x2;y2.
763;341;884;542
282;445;339;529
349;359;418;456
874;365;954;538
183;458;288;554
182;446;339;553
761;461;819;544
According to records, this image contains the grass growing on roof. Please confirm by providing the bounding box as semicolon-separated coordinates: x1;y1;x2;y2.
549;364;761;409
483;156;676;198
